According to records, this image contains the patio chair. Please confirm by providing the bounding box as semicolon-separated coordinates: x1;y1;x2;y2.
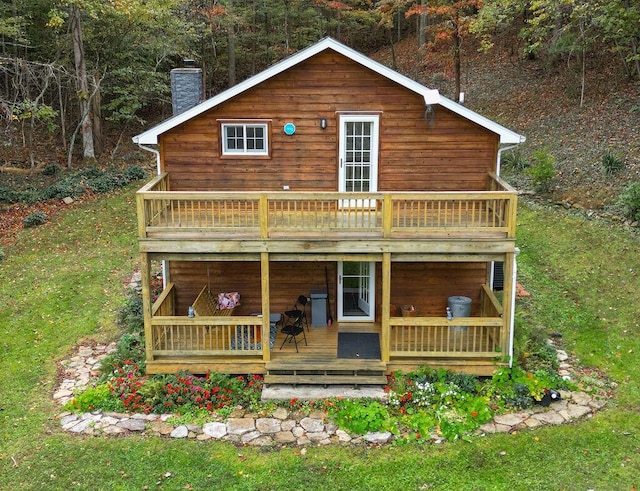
283;295;309;331
279;310;307;352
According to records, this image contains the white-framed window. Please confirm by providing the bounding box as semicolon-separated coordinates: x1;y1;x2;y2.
221;122;269;156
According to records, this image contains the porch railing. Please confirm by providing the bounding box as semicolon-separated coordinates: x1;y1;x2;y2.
389;317;504;358
137;173;517;239
150;316;265;356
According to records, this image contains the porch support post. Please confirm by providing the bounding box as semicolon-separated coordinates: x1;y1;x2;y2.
381;252;391;362
140;252;154;363
501;251;515;361
261;252;271;362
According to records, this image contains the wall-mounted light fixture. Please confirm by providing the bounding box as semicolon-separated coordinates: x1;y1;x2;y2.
320;118;327;130
423;89;441;126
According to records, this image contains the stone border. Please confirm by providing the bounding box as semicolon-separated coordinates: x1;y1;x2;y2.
53;342;611;446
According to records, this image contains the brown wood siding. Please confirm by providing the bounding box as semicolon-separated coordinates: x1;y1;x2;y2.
388;263;488;316
160;51;499;193
168;260;486;321
168;261;337;320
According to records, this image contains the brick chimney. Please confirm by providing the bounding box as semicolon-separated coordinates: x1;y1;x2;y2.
170;61;203;116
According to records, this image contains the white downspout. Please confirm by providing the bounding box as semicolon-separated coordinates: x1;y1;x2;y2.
137;143;167;287
137;143;161;176
498;141;523;366
496;143;520;177
508;248;520;367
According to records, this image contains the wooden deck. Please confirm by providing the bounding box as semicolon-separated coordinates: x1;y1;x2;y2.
136;173;518;242
146;317;504;381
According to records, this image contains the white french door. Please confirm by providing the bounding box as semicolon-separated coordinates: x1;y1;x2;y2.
337;261;375;321
338;115;379;208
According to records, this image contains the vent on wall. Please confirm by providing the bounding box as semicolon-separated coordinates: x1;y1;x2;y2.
170;66;203;116
493;262;504;291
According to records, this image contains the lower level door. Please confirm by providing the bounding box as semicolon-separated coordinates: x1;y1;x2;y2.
337;261;375;321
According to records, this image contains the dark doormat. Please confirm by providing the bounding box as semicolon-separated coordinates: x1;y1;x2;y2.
337;332;381;359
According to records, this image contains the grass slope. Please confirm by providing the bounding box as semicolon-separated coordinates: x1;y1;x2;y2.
1;190;639;490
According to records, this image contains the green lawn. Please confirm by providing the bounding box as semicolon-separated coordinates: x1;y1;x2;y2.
1;190;639;490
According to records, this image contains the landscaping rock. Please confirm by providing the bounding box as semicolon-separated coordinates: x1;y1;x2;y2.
53;341;610;448
256;418;281;434
117;418;147;432
227;418;256;435
274;431;296;443
530;411;565;425
272;407;289;420
203;422;227;439
300;417;324;433
364;431;392;444
170;425;189;438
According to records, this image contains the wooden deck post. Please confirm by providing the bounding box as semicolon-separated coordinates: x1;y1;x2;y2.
259;194;269;240
381;252;391;362
140;252;155;363
261;252;271;362
382;195;392;238
136;191;147;238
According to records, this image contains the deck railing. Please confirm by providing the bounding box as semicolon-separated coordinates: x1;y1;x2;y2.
389;316;504;358
137;173;517;239
150;316;265;356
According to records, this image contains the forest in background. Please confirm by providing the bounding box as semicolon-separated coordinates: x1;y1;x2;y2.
1;0;639;213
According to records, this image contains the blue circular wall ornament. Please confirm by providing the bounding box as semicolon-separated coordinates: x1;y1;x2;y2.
283;122;296;135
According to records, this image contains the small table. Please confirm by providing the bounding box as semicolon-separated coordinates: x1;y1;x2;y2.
250;313;282;342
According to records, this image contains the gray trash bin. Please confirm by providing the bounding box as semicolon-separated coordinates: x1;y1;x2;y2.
448;296;472;332
310;290;328;327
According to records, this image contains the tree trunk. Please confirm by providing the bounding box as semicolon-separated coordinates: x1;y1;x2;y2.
418;0;427;47
453;20;462;102
92;72;103;156
70;4;95;161
227;0;236;87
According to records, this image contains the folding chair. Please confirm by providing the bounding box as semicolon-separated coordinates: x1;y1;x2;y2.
279;310;307;352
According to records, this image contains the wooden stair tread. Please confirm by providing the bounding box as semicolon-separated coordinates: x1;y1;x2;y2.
266;360;386;371
264;374;388;385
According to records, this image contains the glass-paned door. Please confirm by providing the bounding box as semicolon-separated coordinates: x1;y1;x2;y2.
337;261;375;321
338;115;379;208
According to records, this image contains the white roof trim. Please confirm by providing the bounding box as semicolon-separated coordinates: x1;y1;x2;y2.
133;37;525;145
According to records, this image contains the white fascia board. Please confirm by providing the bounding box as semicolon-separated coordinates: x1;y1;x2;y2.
133;37;525;145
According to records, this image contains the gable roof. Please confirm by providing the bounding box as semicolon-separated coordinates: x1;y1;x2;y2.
133;37;525;145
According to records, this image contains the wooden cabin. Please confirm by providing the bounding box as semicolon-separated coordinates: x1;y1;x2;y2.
132;38;525;385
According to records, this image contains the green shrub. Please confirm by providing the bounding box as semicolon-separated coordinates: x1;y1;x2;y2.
42;162;62;176
63;383;125;413
502;149;529;172
0;187;23;203
13;165;148;203
516;327;559;373
617;182;640;221
526;149;555;192
117;292;144;332
601;152;624;175
98;331;146;381
87;173;123;193
124;165;146;181
23;210;49;227
328;399;393;435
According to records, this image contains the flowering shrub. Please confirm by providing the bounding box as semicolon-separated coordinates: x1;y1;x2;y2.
385;368;494;441
68;360;265;416
108;361;153;413
147;372;264;414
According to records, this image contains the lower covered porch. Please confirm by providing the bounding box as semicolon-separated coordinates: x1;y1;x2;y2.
143;254;514;383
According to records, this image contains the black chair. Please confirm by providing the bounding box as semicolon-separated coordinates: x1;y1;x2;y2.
284;295;309;331
279;310;307;352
